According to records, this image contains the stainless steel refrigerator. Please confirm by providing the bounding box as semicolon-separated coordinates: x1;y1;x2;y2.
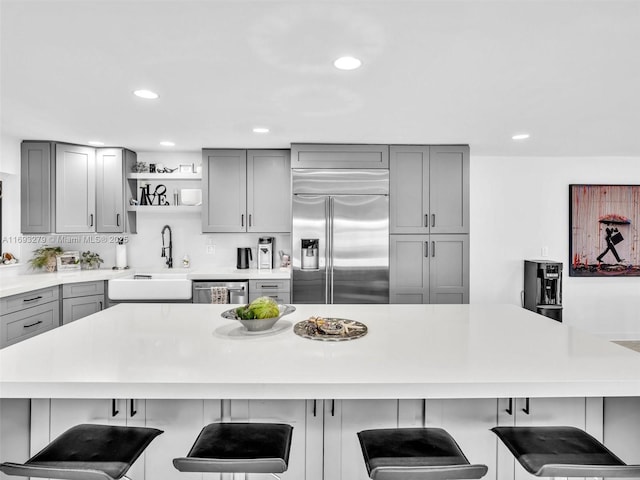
292;169;389;304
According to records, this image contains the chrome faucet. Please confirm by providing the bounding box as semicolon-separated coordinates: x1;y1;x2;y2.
161;225;173;268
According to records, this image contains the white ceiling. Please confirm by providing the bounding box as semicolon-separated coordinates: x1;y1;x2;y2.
1;0;639;156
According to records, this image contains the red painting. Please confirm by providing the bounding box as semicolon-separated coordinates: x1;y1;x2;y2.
569;185;640;276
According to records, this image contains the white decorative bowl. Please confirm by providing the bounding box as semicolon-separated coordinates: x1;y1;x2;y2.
181;189;202;206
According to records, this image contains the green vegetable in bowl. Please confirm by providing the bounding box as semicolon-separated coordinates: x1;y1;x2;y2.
235;296;280;320
248;296;280;319
234;305;254;320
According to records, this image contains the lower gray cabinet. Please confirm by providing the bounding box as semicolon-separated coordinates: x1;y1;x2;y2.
0;286;60;348
249;279;291;304
62;281;105;325
390;234;469;304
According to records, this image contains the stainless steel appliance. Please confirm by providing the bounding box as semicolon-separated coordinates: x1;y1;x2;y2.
523;260;563;322
258;237;274;270
237;247;252;269
192;281;249;304
292;169;389;304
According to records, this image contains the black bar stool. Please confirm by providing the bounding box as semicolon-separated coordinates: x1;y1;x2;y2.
0;423;163;480
358;428;489;480
173;422;293;478
492;426;640;477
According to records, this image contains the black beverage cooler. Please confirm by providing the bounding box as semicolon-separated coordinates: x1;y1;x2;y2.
523;260;563;322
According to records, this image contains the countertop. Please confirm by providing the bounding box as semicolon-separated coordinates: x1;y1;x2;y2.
0;267;291;298
1;303;639;399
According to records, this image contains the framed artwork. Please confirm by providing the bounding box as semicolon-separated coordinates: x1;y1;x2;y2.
569;184;640;276
56;251;81;271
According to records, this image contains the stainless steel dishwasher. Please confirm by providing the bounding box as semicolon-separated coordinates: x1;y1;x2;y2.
192;281;249;304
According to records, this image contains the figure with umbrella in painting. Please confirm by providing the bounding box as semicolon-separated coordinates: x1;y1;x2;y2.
596;214;630;264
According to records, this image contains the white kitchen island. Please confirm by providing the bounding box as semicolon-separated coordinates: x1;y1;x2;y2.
1;304;639;480
1;303;639;399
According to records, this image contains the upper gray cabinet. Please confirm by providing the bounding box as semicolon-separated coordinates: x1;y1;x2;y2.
21;142;54;233
21;141;135;234
96;148;135;233
202;149;291;233
291;143;389;169
390;145;469;234
55;144;96;233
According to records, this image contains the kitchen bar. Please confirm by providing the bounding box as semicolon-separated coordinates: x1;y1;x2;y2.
2;303;639;399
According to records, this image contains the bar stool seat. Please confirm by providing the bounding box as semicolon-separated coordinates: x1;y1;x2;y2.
0;424;163;480
173;422;293;474
357;428;489;480
491;426;640;477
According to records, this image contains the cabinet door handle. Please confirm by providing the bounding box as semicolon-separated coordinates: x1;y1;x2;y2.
506;398;513;415
241;214;244;227
99;301;103;310
424;214;428;228
432;241;435;257
431;213;436;228
424;242;429;258
522;397;530;415
116;213;121;226
331;399;335;417
89;214;94;227
312;400;317;417
111;399;119;417
23;320;43;329
23;296;43;303
130;399;137;417
249;214;252;227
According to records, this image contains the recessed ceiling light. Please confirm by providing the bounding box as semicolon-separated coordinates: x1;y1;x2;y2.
88;141;104;146
133;89;159;99
160;141;175;147
252;127;270;134
334;56;362;70
512;133;530;140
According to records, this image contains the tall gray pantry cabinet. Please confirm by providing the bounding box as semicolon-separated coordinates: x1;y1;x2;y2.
20;141;136;234
389;145;470;303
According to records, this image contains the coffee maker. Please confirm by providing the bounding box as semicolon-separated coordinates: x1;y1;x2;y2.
523;260;563;322
258;237;274;270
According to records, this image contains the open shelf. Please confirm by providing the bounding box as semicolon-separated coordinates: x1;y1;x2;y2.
127;173;201;180
127;205;202;213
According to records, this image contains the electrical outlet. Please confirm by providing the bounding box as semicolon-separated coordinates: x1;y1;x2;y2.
206;245;215;254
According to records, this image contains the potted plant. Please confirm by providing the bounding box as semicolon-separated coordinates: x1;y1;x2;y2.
80;250;104;270
29;246;63;272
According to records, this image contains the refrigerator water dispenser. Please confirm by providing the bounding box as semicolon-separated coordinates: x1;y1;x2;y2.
301;239;319;270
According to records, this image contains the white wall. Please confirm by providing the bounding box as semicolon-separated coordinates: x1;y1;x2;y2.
470;156;640;339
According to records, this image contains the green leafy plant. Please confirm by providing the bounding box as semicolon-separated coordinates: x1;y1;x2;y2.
80;250;104;269
29;246;63;271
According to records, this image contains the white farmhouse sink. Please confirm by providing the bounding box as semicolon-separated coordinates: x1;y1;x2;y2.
108;272;192;300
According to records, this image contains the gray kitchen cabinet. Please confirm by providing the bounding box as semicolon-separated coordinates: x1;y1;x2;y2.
202;149;247;232
62;281;105;325
390;234;469;304
20;141;54;233
55;143;96;233
96;148;137;233
390;145;469;234
249;278;291;304
291;143;389;169
202;149;290;233
247;150;291;232
21;141;136;234
0;286;60;348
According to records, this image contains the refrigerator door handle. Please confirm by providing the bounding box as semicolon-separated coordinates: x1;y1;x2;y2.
329;197;335;304
325;197;331;304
